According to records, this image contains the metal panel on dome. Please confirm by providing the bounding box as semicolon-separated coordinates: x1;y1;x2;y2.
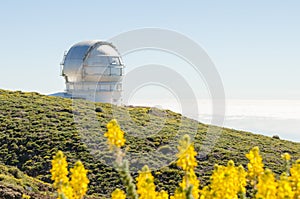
62;41;97;81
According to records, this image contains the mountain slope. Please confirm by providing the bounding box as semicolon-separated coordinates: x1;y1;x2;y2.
0;163;53;198
0;89;300;197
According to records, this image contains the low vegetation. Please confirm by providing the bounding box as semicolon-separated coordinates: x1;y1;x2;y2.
1;89;300;197
53;119;300;199
0;163;52;198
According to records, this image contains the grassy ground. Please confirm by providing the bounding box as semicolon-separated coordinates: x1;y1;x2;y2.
0;89;300;197
0;163;53;198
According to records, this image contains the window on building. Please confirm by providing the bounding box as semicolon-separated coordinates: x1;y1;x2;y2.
100;84;110;91
109;57;121;65
116;84;122;91
111;68;121;76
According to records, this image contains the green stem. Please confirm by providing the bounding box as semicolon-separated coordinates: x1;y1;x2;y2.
186;185;194;199
115;160;138;199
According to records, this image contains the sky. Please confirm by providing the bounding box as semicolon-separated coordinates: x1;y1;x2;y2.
0;1;299;99
0;1;300;141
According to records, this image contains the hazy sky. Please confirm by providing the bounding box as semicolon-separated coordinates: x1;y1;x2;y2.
0;1;299;100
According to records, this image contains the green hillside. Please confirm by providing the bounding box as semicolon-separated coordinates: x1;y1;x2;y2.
0;89;300;197
0;163;52;198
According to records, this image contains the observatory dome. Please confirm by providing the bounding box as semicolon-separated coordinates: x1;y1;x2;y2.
61;40;124;104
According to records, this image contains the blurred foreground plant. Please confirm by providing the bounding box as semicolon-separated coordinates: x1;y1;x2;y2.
51;119;300;199
51;151;89;199
171;135;199;199
105;119;300;199
105;119;138;199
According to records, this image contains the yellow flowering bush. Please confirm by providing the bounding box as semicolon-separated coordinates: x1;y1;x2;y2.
176;135;198;172
111;188;126;199
136;165;157;199
104;119;126;149
255;169;277;199
51;119;300;199
171;134;200;199
289;159;300;196
51;151;89;199
200;161;247;199
277;173;294;199
51;151;72;199
70;161;89;199
136;165;169;199
246;146;264;184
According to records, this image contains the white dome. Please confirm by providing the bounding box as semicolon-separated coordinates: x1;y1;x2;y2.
61;41;124;104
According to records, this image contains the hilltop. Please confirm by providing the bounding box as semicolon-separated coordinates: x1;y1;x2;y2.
0;89;300;198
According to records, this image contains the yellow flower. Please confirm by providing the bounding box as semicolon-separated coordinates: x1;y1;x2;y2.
51;151;89;199
176;134;197;172
50;151;71;198
156;190;169;199
289;159;300;197
282;153;291;161
282;152;292;175
255;169;277;199
111;188;126;199
237;165;247;195
246;146;264;183
174;134;200;199
21;194;31;199
61;184;74;199
70;161;89;199
201;160;247;199
136;165;168;199
176;169;199;199
200;186;211;199
277;172;294;199
104;119;126;149
170;190;186;199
